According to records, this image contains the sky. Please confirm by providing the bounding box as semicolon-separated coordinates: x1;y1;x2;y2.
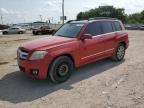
0;0;144;24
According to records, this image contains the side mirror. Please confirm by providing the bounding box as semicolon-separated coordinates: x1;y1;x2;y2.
81;34;92;40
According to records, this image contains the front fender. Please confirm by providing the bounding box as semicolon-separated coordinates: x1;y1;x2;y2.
46;42;80;67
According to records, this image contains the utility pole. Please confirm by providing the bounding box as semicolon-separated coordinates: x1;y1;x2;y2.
39;15;42;22
0;14;3;24
52;17;53;23
62;0;64;24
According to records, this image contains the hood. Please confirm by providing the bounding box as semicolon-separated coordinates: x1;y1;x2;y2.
21;36;75;51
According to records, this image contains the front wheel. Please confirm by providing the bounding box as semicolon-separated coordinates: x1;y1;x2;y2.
49;56;74;83
113;43;125;61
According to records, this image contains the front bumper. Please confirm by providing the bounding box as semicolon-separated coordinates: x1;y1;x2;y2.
18;58;50;79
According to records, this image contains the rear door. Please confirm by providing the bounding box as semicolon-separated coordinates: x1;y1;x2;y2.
9;28;19;34
79;22;106;64
113;21;123;37
43;26;50;33
14;28;20;34
100;21;116;56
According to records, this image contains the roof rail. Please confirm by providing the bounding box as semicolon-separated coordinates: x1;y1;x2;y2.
66;20;77;23
88;17;118;20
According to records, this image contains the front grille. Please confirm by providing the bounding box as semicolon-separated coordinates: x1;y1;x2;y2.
18;47;29;60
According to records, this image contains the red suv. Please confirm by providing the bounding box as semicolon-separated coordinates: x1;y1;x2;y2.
17;18;129;83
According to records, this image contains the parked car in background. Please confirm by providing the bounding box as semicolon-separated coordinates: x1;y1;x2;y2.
2;27;26;35
124;24;133;30
125;24;139;30
140;25;144;30
17;17;129;83
32;26;56;35
124;24;144;30
0;24;9;30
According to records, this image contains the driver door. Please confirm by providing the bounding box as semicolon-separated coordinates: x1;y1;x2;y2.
9;28;17;34
79;22;105;65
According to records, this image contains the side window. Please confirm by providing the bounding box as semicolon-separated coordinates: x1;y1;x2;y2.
46;26;50;29
84;22;102;36
10;28;16;30
101;21;113;34
113;21;122;31
111;22;116;31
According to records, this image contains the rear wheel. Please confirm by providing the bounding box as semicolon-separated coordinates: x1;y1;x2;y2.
49;56;74;83
18;31;23;34
3;31;8;35
113;43;125;61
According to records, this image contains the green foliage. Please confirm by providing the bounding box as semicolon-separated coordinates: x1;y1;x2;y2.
77;6;126;22
126;11;144;24
77;5;144;24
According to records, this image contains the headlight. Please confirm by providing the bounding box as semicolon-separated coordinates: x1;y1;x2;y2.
29;51;48;60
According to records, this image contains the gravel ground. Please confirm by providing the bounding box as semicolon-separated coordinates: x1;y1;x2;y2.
0;31;144;108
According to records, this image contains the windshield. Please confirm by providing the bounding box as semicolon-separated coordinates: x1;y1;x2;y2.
54;23;84;38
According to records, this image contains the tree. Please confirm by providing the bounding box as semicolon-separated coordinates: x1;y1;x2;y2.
126;13;142;24
126;11;144;24
141;10;144;23
77;6;126;22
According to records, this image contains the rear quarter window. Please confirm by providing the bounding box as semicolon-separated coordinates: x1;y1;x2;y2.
113;21;122;31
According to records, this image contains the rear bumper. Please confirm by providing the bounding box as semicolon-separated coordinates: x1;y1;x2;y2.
17;58;50;79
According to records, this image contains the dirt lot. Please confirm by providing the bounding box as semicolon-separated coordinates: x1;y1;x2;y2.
0;31;144;108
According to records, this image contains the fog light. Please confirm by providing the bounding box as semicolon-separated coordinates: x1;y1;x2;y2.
31;70;39;75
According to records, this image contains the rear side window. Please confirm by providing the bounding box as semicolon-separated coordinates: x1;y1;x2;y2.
101;21;113;34
113;21;122;31
84;22;102;36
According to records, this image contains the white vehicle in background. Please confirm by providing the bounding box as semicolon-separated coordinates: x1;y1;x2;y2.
2;27;26;35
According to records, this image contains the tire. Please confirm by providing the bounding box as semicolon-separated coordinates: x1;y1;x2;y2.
113;43;125;61
37;32;41;35
49;56;74;83
3;31;8;35
33;32;41;35
33;32;37;35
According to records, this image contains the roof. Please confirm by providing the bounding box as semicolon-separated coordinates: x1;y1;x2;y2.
67;17;119;24
89;17;118;20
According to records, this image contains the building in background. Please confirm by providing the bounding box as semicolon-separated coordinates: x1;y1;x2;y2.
11;21;62;30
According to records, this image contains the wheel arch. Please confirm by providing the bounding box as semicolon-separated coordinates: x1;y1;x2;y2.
48;53;76;76
119;41;126;49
